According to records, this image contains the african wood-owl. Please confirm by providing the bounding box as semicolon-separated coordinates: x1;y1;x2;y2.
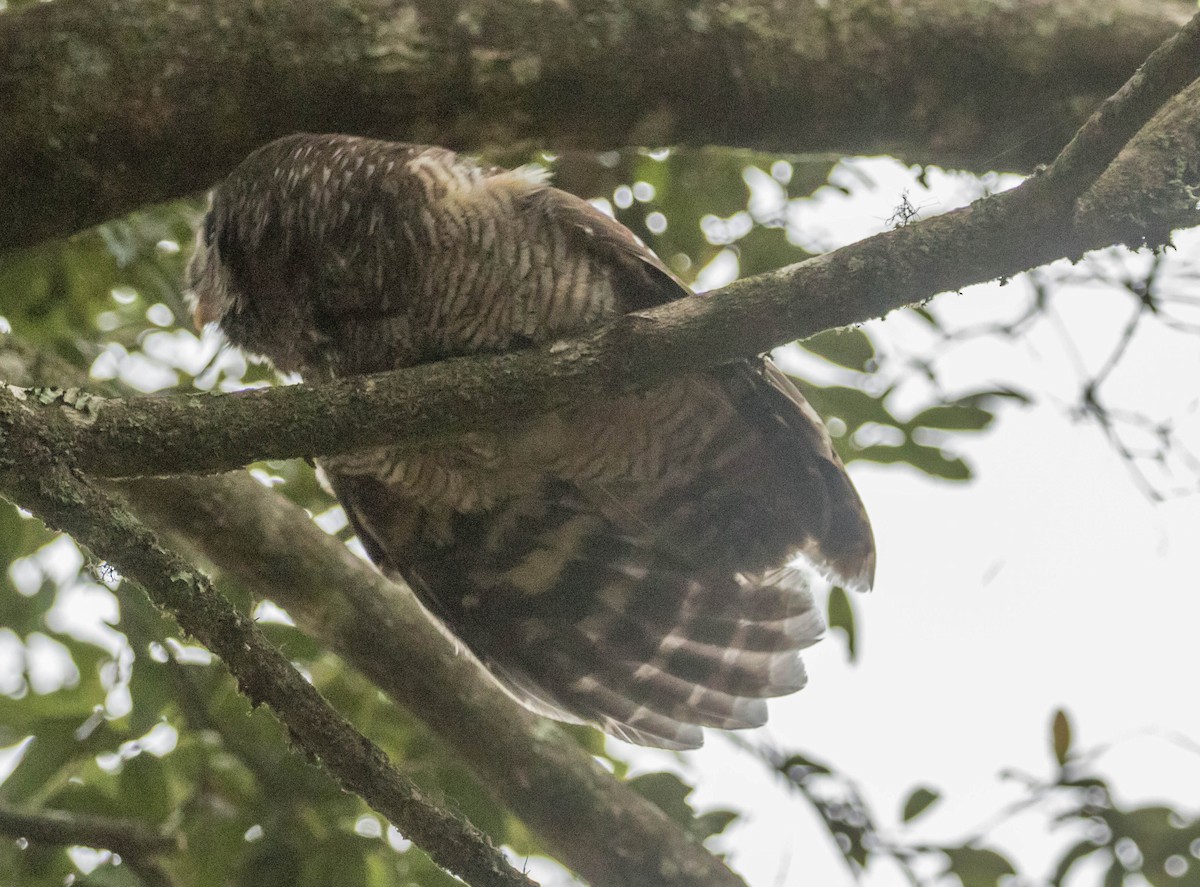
187;133;875;749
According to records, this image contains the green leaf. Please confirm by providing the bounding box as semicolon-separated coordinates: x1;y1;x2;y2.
116;754;173;822
910;306;942;328
942;846;1017;887
0;717;112;805
733;227;811;279
74;860;143;886
0;576;57;640
1;839;74;887
626;771;735;842
901;786;941;822
826;587;857;661
1052;709;1072;766
909;404;994;431
692;809;739;842
777;753;832;777
0;502;55;588
256;623;323;664
797;382;898;433
802;329;876;372
853;443;971;481
1051;840;1104;885
301;833;372;887
628;772;695;825
1099;805;1200;885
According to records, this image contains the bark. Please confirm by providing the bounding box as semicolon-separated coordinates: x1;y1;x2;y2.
1076;77;1200;244
0;0;1192;254
126;472;749;887
0;10;1198;887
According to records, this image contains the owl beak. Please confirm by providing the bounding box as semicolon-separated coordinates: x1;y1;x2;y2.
192;297;221;331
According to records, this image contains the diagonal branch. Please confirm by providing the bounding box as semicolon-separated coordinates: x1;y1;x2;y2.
123;472;751;887
0;394;537;887
0;336;749;887
1027;3;1200;202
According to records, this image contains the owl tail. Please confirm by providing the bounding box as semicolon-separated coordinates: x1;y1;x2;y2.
493;561;827;750
331;471;838;750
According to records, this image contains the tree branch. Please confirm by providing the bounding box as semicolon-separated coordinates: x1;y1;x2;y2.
0;804;180;857
1076;76;1200;244
0;337;749;887
0;0;1191;253
10;8;1200;481
125;472;750;887
0;395;537;887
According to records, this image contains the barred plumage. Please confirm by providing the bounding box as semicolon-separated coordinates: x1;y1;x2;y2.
188;133;875;749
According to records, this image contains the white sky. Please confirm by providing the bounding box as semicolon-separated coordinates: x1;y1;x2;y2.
611;159;1200;887
5;157;1200;887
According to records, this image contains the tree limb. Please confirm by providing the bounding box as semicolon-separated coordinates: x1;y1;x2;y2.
0;804;180;857
0;805;179;887
0;336;749;887
0;394;537;887
9;8;1200;481
0;0;1192;253
1076;76;1200;244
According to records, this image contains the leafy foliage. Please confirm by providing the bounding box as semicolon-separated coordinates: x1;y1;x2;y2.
748;711;1199;886
1;142;1194;887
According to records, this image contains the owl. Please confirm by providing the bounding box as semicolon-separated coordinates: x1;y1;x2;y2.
187;133;875;749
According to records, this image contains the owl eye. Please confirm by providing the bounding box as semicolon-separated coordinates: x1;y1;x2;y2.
203;212;217;247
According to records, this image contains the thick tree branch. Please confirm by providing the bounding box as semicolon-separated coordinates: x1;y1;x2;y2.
1076;77;1200;244
124;473;750;887
10;9;1200;481
0;0;1192;253
1032;4;1200;201
0;338;749;887
0;397;536;887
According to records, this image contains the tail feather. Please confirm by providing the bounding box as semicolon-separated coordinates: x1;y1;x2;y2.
538;640;770;731
579;680;705;750
672;607;826;652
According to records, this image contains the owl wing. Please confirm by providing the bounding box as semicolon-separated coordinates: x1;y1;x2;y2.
327;168;874;749
504;178;874;587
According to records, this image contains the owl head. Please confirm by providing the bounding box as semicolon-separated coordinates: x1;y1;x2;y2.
183;178;336;377
186;202;239;332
